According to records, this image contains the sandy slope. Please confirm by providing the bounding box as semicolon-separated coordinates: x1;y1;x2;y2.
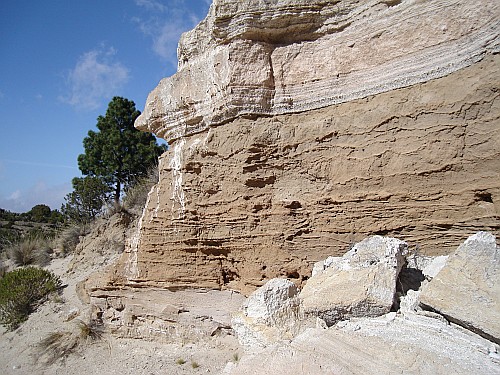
0;255;241;375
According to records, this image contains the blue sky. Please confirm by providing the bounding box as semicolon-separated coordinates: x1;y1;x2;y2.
0;0;211;213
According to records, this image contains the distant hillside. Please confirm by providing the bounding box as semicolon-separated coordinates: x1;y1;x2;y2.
0;206;63;253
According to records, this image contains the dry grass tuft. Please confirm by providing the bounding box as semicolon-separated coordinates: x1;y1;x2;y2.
35;319;105;365
6;236;52;266
123;166;159;212
55;224;90;256
104;201;129;217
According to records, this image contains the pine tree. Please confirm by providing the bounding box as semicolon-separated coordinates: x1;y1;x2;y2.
77;97;166;204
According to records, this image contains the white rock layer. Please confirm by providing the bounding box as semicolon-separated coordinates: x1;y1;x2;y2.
232;278;302;350
420;232;500;344
135;0;500;142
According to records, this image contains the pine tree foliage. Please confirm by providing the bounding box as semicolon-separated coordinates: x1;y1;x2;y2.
77;96;166;204
61;176;110;223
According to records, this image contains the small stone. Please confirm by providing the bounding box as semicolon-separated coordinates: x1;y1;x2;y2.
63;307;80;322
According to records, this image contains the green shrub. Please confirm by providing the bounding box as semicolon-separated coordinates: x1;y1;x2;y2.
0;226;21;254
0;267;62;330
6;235;52;266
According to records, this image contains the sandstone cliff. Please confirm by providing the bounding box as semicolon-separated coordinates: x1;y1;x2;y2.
105;0;499;294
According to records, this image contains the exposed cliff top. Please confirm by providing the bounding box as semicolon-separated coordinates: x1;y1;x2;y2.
135;0;500;142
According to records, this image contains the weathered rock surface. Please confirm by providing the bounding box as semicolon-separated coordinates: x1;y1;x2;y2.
225;233;500;374
420;232;500;344
300;236;407;325
136;0;499;141
122;53;500;294
87;286;245;342
232;278;301;349
93;0;500;295
223;313;500;375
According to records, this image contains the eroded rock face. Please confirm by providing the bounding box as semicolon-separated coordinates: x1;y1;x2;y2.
122;54;500;294
90;0;500;296
420;232;500;344
300;236;407;325
135;0;499;141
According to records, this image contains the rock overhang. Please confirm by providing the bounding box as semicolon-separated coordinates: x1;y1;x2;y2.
135;0;500;143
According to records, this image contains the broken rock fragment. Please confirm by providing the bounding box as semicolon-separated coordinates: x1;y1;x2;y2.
420;232;500;344
232;278;302;350
300;236;407;326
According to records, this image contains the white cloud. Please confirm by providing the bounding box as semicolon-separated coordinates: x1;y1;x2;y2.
8;190;21;201
152;22;187;65
60;46;129;110
134;0;167;12
133;1;208;68
0;181;72;213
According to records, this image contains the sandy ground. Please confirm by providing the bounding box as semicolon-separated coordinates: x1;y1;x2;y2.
0;256;242;375
2;222;498;375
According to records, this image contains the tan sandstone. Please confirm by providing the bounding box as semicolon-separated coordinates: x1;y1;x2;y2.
117;55;500;294
89;0;500;296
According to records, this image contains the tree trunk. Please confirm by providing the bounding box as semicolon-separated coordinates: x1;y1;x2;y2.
114;182;121;204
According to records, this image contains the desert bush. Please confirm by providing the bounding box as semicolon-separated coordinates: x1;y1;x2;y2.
0;226;21;254
0;267;62;330
6;235;53;266
56;224;90;256
104;200;129;217
35;319;104;365
123;165;158;211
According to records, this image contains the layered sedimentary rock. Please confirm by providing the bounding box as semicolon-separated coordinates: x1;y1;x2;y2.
105;0;500;294
224;313;500;375
136;0;499;141
225;233;500;374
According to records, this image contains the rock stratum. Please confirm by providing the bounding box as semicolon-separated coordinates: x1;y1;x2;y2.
136;0;499;141
95;0;500;296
